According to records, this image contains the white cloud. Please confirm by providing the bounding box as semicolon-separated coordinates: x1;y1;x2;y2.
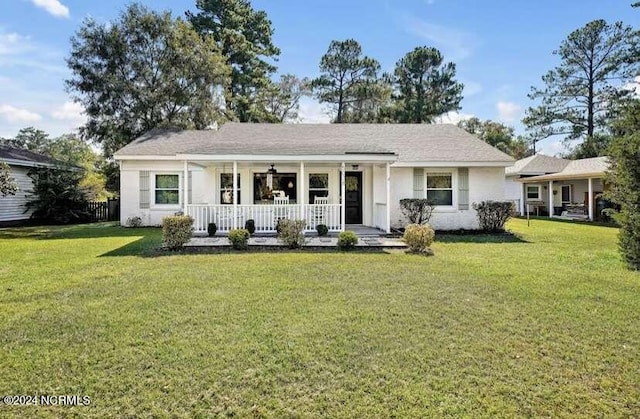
435;111;474;125
297;97;331;124
51;101;86;124
0;104;42;123
0;32;32;56
496;101;522;123
403;16;478;61
31;0;70;18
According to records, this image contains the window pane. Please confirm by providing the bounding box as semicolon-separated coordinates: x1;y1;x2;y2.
562;186;570;202
527;186;539;199
309;174;328;189
427;174;452;189
155;190;179;204
427;190;453;206
221;174;240;189
156;174;179;189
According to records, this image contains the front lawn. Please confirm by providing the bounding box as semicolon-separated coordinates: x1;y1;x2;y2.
0;219;638;417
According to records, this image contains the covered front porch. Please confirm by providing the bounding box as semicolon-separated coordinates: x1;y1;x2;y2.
177;155;396;234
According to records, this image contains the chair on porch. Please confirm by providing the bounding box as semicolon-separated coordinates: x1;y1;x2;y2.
273;196;290;229
312;196;330;228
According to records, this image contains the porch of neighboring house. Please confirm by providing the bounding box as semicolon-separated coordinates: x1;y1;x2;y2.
519;177;606;221
174;157;395;235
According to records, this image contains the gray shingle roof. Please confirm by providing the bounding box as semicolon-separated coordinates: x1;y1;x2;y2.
506;154;570;175
520;157;609;181
0;144;63;166
114;123;514;163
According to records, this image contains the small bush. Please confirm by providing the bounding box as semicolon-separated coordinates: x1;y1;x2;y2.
126;216;143;228
162;215;194;250
403;223;435;253
472;201;514;232
316;224;329;236
245;219;256;235
228;228;250;250
207;222;217;237
337;230;358;250
278;219;306;249
399;199;434;225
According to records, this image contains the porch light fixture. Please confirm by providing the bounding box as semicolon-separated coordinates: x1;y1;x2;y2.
351;164;359;170
267;164;277;174
267;164;277;189
288;181;294;188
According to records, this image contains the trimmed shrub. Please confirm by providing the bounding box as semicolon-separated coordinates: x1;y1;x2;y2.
126;216;143;228
399;199;434;225
316;224;329;236
403;223;435;253
472;201;514;232
162;215;194;250
245;219;256;235
207;222;217;237
337;230;358;250
228;228;250;250
278;219;306;249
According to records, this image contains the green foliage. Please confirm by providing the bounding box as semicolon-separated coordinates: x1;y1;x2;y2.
162;215;194;250
312;39;381;123
390;46;463;123
277;219;306;249
458;117;533;159
605;101;640;270
524;19;639;155
126;216;143;228
260;74;312;122
1;127;50;154
403;223;435;253
67;3;230;157
337;230;358;250
0;162;18;197
399;199;434;225
188;0;280;122
207;222;217;237
244;219;256;235
472;201;514;232
25;167;91;224
316;224;329;237
228;228;250;250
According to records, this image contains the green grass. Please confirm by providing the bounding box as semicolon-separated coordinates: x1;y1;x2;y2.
0;219;638;417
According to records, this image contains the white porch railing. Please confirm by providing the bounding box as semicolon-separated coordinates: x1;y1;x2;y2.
186;204;342;233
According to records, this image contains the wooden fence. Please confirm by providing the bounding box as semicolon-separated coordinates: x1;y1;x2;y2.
83;199;119;222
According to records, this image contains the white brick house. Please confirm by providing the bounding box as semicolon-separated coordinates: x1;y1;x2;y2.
114;123;514;232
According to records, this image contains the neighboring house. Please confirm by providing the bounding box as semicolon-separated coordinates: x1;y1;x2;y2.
0;145;63;224
506;154;609;221
114;123;514;233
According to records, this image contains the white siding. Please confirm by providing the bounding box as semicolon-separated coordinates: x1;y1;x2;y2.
0;165;34;222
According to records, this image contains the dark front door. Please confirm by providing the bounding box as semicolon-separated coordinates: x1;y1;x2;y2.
344;172;362;224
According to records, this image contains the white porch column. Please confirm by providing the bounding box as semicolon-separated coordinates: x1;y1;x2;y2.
548;180;554;218
588;177;594;221
385;162;391;233
341;162;346;231
183;160;188;213
520;182;526;216
299;161;305;222
232;161;238;229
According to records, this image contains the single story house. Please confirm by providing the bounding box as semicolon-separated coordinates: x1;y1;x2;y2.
114;123;514;233
505;154;609;221
0;145;63;224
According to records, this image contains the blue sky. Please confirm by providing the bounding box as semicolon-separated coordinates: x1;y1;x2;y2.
1;0;638;155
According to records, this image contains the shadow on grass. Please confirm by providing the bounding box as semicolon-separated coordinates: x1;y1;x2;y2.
436;231;529;244
514;216;619;229
0;222;160;240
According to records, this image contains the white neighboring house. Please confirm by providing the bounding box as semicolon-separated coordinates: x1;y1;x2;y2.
0;145;63;224
505;154;610;221
113;123;514;233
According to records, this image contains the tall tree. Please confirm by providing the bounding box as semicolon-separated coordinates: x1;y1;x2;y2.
187;0;280;122
260;74;311;122
605;100;640;270
391;46;463;123
341;78;394;123
66;3;229;158
523;19;639;157
312;39;380;123
1;127;50;154
458;117;533;159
